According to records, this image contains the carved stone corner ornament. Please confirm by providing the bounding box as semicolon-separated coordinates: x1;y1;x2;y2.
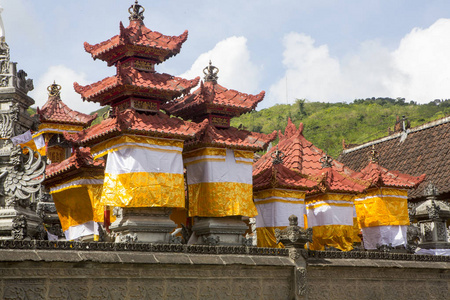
275;215;312;249
12;214;27;240
296;267;307;297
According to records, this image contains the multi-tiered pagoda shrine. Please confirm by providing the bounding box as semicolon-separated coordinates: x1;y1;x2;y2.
164;61;276;245
66;1;207;243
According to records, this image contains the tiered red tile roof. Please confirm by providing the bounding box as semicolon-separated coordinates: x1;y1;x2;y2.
83;20;188;66
253;119;367;194
73;63;199;105
45;147;104;181
162;80;265;120
354;160;426;190
253;163;318;191
338;116;449;200
64;108;207;147
184;120;277;152
36;86;97;127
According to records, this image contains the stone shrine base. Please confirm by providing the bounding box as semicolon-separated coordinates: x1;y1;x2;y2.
0;241;448;299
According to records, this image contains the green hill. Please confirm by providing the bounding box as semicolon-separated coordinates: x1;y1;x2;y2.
231;98;450;157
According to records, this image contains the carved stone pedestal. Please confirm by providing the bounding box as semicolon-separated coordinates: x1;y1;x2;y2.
191;216;249;246
0;206;43;240
110;207;177;243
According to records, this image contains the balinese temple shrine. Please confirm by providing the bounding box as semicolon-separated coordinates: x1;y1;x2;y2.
162;61;276;245
35;82;97;163
353;147;425;250
65;1;206;243
253;119;365;250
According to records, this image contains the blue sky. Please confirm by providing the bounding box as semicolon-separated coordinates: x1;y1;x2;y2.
2;0;450;113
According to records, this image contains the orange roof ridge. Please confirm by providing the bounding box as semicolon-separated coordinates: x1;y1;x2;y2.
162;79;265;120
355;161;426;189
83;19;189;66
253;163;318;191
36;85;97;127
65;108;205;147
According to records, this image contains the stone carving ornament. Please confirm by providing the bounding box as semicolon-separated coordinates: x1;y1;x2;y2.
0;146;45;207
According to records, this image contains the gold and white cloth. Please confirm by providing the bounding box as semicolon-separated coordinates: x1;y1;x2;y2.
306;193;356;251
96;135;185;208
254;189;306;248
354;188;409;249
184;148;257;217
50;176;104;240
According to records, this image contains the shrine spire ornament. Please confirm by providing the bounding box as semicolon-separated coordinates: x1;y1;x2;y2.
129;1;145;21
203;60;219;83
271;146;285;165
47;82;61;97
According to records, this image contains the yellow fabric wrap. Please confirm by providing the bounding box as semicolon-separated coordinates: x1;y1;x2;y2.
183;148;226;159
234;150;254;159
254;189;305;201
91;135;184;159
52;187;96;232
355;188;410;228
352;217;362;244
306;193;354;205
36;123;84;136
101;172;185;208
188;182;257;217
309;225;355;251
256;227;285;248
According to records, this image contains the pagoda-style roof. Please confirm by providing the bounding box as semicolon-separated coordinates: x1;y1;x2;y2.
162;81;265;120
253;162;318;191
184;121;276;152
64;108;206;147
83;11;188;66
354;158;426;190
163;62;265;122
45;147;105;186
73;63;199;106
253;119;367;194
36;83;97;127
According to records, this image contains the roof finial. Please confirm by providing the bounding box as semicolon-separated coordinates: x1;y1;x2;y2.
203;60;219;83
47;81;61;97
368;145;379;163
319;153;333;168
129;0;145;21
271;145;285;165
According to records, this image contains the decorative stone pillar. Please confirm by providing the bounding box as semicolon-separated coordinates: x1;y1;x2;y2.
275;215;312;300
414;182;450;250
110;207;180;243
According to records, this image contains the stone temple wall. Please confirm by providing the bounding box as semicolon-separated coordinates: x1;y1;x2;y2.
0;241;449;300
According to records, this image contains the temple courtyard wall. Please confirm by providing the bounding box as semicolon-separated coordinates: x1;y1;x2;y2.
0;241;448;300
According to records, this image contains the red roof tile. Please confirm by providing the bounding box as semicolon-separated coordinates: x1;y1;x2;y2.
45;147;104;179
354;161;426;190
84;20;188;66
162;81;265;119
253;163;318;191
184;121;277;151
253;119;367;193
338;116;449;200
36;94;97;127
65;108;206;147
73;63;199;105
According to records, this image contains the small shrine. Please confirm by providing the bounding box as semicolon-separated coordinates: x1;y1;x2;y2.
35;83;97;164
164;61;276;245
66;1;205;243
253;119;365;250
353;146;426;250
44;148;106;241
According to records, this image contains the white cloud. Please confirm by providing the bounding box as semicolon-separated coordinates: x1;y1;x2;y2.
179;36;262;94
29;65;100;114
266;19;450;107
